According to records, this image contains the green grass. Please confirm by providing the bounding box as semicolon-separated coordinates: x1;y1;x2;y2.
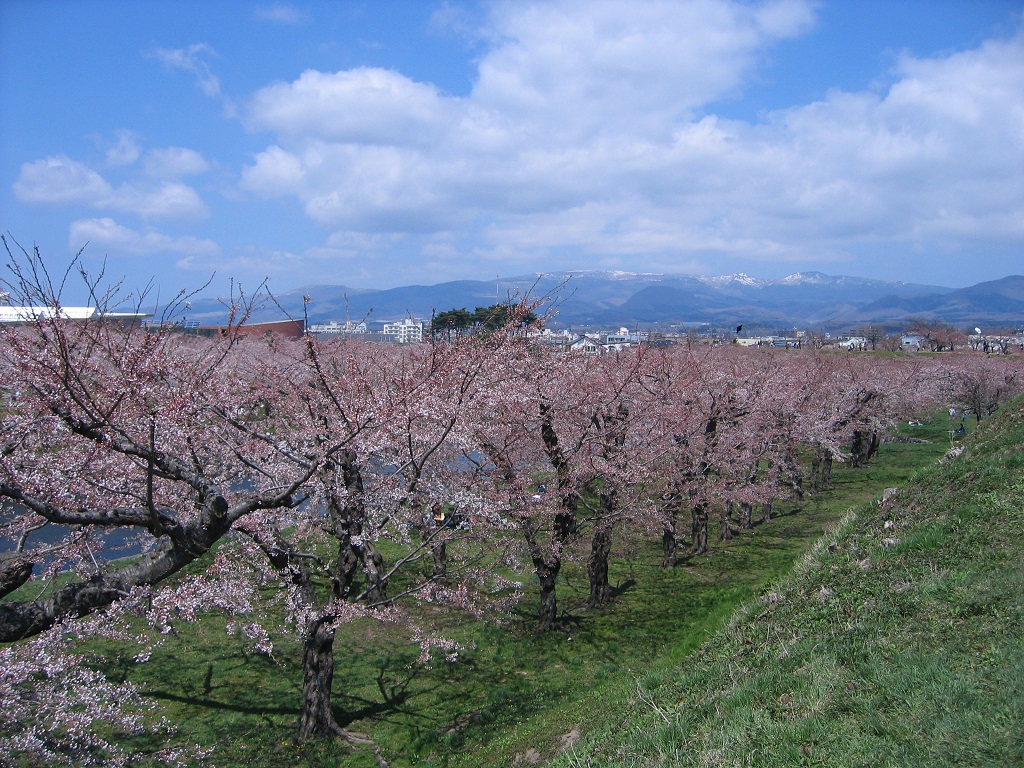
11;411;967;767
547;403;1024;767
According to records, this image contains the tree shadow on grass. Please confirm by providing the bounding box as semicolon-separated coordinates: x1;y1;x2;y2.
610;577;637;600
123;647;442;733
333;652;447;728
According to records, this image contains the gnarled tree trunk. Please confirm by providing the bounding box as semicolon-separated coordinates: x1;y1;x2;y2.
587;489;616;608
329;451;388;604
719;501;735;541
528;401;578;631
423;505;449;586
661;492;682;568
0;554;32;598
739;501;753;530
850;429;869;467
690;501;709;555
299;618;344;740
534;558;561;633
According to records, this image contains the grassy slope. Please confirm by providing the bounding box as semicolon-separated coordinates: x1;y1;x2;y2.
550;399;1024;768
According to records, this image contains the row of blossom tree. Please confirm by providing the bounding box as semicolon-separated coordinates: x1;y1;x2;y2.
2;243;1021;764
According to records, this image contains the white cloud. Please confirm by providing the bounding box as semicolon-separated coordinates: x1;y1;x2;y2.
153;43;236;117
154;44;221;96
69;218;220;258
246;68;452;146
239;145;307;196
176;246;298;279
237;0;822;237
110;182;209;221
143;147;210;179
472;0;814;140
737;31;1024;247
15;155;209;221
106;130;142;166
233;0;1021;280
14;156;114;205
254;4;308;25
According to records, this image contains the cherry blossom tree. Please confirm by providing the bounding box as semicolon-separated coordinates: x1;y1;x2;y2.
215;307;537;742
645;346;885;561
642;346;783;559
0;245;471;752
941;351;1023;423
0;621;210;767
0;242;332;762
468;344;585;632
5;243;988;760
0;241;537;754
0;249;316;644
573;348;657;609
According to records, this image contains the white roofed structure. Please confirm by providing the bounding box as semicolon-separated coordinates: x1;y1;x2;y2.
0;305;149;323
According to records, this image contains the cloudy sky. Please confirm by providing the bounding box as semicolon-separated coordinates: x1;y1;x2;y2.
1;0;1022;302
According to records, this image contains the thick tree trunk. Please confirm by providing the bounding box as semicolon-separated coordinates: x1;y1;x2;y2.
334;544;360;599
821;452;833;488
518;512;565;634
867;431;880;463
431;540;448;586
0;555;32;598
587;519;613;609
535;559;561;633
690;502;709;555
329;451;388;604
813;446;835;490
482;430;572;635
360;541;387;604
587;486;617;608
760;499;774;523
739;502;753;530
334;540;387;603
719;502;735;541
661;496;680;568
252;528;356;745
530;402;578;632
299;619;343;740
297;618;378;754
850;430;868;467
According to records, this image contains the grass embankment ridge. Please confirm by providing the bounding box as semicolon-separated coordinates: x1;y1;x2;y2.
552;400;1024;767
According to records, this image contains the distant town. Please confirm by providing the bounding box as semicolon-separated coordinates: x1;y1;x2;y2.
3;293;1021;354
234;310;1024;355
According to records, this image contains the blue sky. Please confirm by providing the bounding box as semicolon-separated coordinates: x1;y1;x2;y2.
1;0;1022;304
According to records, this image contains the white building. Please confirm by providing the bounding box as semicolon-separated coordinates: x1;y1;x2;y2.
382;318;424;344
605;327;647;346
308;320;367;337
0;305;148;324
570;335;604;354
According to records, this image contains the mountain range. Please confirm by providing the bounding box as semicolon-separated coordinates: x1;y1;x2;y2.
179;271;1024;332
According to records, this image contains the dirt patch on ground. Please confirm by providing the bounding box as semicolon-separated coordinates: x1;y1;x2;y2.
559;727;581;750
512;748;543;766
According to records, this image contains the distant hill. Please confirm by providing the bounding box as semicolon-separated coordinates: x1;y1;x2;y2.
853;275;1024;326
174;271;1024;331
